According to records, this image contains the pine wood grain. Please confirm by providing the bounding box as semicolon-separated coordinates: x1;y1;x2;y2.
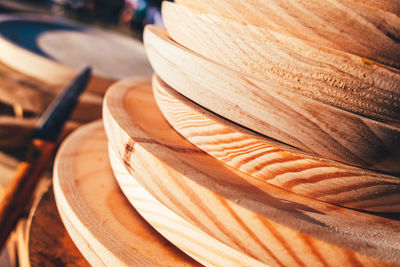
163;2;400;123
143;25;400;174
109;144;266;266
53;120;198;266
103;78;400;267
0;14;152;96
175;0;400;69
153;74;400;212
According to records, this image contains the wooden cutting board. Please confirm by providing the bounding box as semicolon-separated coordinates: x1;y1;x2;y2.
153;74;400;213
103;78;400;267
163;2;400;123
109;144;266;266
53;120;197;266
0;14;152;95
144;25;400;174
175;0;400;70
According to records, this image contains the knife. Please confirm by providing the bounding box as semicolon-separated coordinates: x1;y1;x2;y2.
0;67;91;250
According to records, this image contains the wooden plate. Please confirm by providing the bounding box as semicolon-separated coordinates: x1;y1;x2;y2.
163;2;400;123
153;74;400;212
109;144;265;266
103;78;400;267
0;14;152;95
175;0;400;70
53;120;197;266
144;25;400;174
27;187;89;266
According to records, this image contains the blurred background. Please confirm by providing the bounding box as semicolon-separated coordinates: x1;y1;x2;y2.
0;0;168;36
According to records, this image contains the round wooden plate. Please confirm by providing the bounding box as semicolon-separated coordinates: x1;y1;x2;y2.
175;0;400;70
153;74;400;212
144;25;400;174
53;120;197;266
0;14;152;94
28;187;89;266
103;78;400;267
109;144;265;266
163;2;400;123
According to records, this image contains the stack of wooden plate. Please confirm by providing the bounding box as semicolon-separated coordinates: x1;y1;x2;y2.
53;1;400;266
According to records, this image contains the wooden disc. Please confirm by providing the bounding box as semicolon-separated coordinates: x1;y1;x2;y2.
0;14;152;95
53;120;197;266
103;78;400;266
109;144;265;266
162;2;400;123
143;25;400;174
175;0;400;69
28;187;89;266
153;74;400;212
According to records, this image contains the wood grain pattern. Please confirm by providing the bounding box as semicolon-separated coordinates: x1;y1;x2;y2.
163;2;400;123
143;25;400;174
153;74;400;212
0;14;152;95
103;78;400;267
109;144;265;266
176;0;400;70
53;120;197;266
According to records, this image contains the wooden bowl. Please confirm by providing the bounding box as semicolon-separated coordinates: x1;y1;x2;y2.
144;25;400;174
53;120;197;266
103;77;400;267
162;2;400;123
153;74;400;212
175;0;400;70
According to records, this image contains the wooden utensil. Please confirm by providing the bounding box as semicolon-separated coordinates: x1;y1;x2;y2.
163;2;400;123
109;143;266;266
0;68;91;251
103;77;400;267
53;120;198;266
144;25;400;174
0;14;153;95
175;0;400;70
153;74;400;212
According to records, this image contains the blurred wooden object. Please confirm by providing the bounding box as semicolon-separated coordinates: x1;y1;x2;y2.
109;145;266;266
0;62;102;123
176;0;400;70
53;121;198;266
153;74;400;212
103;78;400;267
163;2;400;123
0;14;152;96
144;25;400;174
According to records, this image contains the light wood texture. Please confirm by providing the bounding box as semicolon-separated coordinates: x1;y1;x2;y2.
163;2;400;123
109;144;265;266
144;25;400;174
176;0;400;70
0;14;152;95
53;120;197;266
103;78;400;267
153;74;400;212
